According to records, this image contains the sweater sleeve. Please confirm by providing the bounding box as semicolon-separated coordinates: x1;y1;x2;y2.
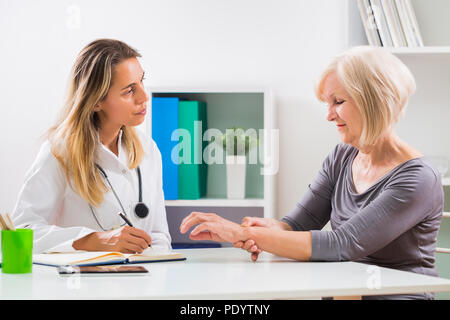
281;144;343;231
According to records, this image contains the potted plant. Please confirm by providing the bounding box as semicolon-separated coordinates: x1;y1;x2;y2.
219;127;259;199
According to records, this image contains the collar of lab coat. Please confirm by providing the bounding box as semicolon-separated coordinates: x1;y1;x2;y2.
95;129;129;173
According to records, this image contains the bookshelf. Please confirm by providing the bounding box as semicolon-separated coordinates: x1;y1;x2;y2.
347;0;450;51
145;87;277;246
347;0;450;299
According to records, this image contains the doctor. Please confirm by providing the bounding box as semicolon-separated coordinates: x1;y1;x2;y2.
12;39;171;254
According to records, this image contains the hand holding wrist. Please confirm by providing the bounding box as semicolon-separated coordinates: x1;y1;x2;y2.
240;224;253;241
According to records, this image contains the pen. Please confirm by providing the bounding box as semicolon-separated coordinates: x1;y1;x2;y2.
118;212;152;248
118;212;133;227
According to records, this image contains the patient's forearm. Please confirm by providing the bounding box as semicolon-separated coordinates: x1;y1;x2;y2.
243;227;312;261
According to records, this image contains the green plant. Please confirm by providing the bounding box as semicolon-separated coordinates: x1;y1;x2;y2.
219;126;259;156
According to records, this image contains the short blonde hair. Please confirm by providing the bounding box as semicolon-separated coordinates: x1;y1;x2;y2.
315;46;416;147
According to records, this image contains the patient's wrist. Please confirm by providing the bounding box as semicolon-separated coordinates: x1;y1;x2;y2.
242;225;254;242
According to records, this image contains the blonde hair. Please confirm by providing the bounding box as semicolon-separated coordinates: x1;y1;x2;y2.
315;46;416;147
47;39;144;207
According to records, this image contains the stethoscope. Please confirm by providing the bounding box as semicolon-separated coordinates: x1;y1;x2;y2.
89;164;149;231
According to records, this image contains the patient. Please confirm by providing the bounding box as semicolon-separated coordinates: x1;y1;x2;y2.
179;46;444;300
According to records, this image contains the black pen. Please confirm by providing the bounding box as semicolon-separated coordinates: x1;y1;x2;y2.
118;212;133;227
118;212;152;248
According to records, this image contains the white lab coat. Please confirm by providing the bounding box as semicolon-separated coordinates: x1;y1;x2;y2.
12;129;172;253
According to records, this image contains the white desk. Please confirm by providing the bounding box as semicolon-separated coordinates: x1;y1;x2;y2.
2;248;450;299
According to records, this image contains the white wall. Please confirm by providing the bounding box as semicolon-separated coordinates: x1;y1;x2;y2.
0;0;346;219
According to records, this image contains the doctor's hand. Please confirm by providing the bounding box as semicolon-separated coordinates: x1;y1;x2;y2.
179;212;248;244
73;226;152;254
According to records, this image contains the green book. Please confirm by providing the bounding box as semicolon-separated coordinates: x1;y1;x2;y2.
178;100;207;199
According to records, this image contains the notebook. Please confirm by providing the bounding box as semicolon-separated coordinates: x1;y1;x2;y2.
33;248;186;267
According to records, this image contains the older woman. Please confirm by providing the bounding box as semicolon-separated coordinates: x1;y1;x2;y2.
179;46;444;300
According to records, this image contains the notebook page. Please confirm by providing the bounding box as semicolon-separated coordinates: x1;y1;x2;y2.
33;251;126;266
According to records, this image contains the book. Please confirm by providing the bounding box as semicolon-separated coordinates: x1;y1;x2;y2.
364;0;383;46
177;100;207;199
390;0;409;46
380;0;407;47
33;248;186;267
403;0;423;46
152;97;180;200
370;0;394;47
395;0;417;47
357;0;381;46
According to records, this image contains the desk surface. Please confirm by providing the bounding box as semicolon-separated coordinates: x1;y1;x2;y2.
2;248;450;299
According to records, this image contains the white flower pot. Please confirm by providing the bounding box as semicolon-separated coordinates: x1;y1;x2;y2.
226;155;246;199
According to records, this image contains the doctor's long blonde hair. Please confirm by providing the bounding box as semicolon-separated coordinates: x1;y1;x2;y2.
47;39;144;207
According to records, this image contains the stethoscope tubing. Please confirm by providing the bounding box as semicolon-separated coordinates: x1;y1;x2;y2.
95;164;128;215
90;164;149;231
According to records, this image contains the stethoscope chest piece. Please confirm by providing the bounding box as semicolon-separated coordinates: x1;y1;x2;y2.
134;202;149;219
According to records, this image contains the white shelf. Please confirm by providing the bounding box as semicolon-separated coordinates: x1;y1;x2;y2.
442;178;450;186
387;46;450;55
437;247;450;254
165;198;265;207
346;0;450;53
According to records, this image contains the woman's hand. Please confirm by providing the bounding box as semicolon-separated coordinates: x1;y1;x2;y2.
241;217;292;230
233;217;293;261
179;212;247;243
233;238;262;262
73;226;152;254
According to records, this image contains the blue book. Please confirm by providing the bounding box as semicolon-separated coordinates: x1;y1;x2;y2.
152;97;179;200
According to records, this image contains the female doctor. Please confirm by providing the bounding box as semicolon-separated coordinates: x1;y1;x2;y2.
12;39;171;254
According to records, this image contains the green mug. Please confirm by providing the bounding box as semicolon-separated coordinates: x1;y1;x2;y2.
1;229;33;274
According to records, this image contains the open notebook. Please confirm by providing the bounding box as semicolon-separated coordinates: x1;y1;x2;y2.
33;248;186;267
